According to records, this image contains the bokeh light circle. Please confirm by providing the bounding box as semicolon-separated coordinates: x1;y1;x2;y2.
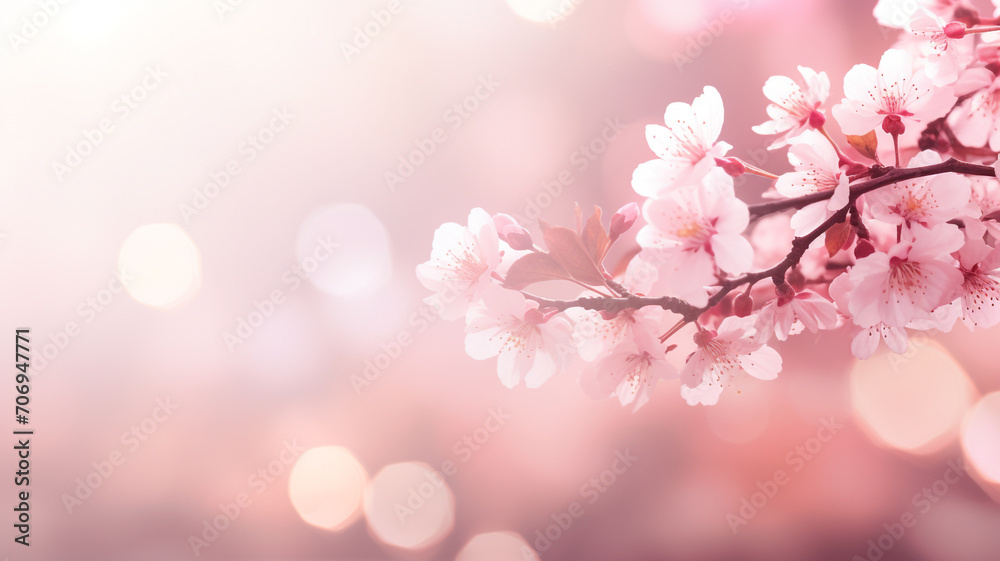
962;392;1000;483
364;462;455;550
636;0;708;33
456;531;539;561
295;203;391;298
288;446;368;532
850;338;974;454
118;223;201;308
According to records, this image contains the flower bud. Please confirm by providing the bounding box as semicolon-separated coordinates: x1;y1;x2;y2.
854;238;876;259
609;202;639;243
733;292;753;317
493;213;533;251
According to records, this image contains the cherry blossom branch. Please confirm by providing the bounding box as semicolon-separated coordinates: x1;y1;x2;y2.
690;203;851;320
747;158;996;219
527;203;852;324
525;157;999;327
524;291;702;319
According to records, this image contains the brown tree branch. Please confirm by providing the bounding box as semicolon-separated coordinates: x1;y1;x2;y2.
747;158;996;219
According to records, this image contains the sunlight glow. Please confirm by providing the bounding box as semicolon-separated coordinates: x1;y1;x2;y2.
118;223;201;308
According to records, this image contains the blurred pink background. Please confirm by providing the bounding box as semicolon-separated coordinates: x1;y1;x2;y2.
2;0;1000;559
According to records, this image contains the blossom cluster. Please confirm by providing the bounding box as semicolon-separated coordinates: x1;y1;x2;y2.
418;0;1000;409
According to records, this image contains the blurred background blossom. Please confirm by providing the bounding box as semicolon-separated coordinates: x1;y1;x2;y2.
1;0;1000;559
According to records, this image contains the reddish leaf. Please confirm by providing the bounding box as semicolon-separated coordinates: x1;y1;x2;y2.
582;206;611;265
543;226;607;286
824;219;853;258
846;130;879;162
502;252;571;290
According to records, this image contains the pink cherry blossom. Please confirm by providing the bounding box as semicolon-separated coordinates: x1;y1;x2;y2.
847;223;964;328
753;289;840;343
622;250;660;296
956;235;1000;328
775;130;851;235
851;323;911;359
637;169;753;305
465;286;574;389
417;208;501;321
417;13;1000;410
632;86;732;197
832;49;956;137
908;299;963;332
581;329;678;412
865;150;974;227
829;273;910;359
680;317;782;406
946;72;1000;150
906;9;974;86
970;176;1000;239
752;66;830;149
568;305;664;362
